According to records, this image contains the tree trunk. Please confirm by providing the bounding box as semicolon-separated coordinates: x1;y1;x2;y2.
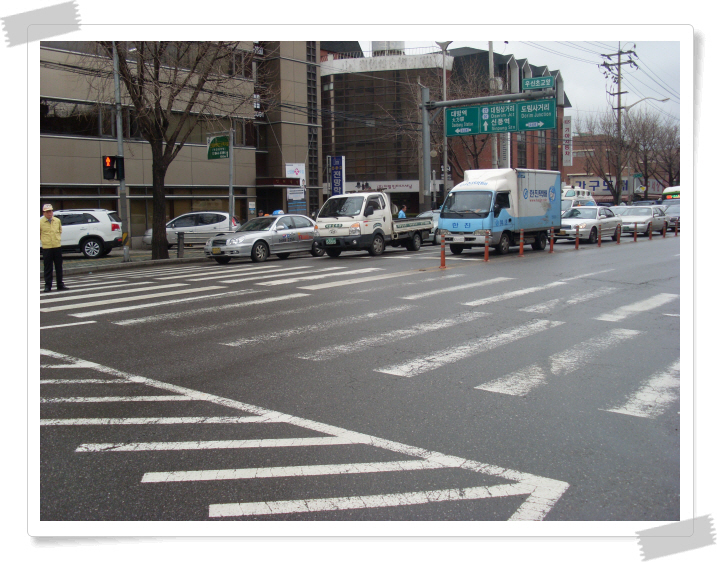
151;156;170;260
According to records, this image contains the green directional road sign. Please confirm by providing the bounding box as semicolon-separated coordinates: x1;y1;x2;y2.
516;98;556;132
478;102;517;134
207;135;230;160
446;106;482;137
522;75;555;90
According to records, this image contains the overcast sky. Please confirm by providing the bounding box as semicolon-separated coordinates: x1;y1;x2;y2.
359;40;681;125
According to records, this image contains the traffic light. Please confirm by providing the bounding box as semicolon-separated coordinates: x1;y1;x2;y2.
102;156;125;181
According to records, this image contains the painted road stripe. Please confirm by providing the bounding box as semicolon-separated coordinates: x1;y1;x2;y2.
40;378;133;384
208;483;535;518
142;459;445;483
221;267;348;285
375;319;564;377
66;289;259;318
595;293;679;322
40;348;569;521
300;312;489;362
257;267;382;286
600;360;680;419
475;328;641;396
40;416;270;426
463;281;566;307
562;269;615;281
156;264;281;280
40;283;184;303
42;286;223;313
299;269;427;290
41;395;193;403
40;279;133;291
519;299;562;313
41;321;97;330
76;437;354;453
519;287;619;313
40;281;153;295
194;266;324;283
400;277;512;300
222;305;414;348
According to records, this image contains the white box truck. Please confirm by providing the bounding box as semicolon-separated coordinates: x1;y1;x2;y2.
314;191;433;257
437;168;562;255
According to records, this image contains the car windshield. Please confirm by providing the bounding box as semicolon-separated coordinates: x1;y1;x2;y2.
318;196;365;218
563;208;597;219
236;217;276;232
612;207;634;215
621;208;653;216
442;191;492;217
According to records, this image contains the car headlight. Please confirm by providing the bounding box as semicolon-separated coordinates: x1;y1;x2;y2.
349;223;361;236
226;236;245;245
576;222;588;229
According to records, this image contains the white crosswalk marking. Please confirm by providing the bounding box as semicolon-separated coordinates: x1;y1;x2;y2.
600;361;680;418
257;267;382;286
299;269;428;290
463;281;566;307
215;267;343;284
400;277;511;300
40;282;174;303
476;328;641;396
156;264;281;281
595;293;679;322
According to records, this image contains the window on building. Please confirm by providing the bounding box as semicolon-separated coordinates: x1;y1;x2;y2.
517;132;527;168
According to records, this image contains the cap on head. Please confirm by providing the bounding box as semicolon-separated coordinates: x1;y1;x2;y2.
43;204;53;212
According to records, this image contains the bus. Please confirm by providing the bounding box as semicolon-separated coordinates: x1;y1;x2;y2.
661;186;680;206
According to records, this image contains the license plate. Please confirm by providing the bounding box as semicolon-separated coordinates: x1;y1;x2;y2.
212;247;221;255
452;236;465;243
559;230;567;235
325;238;336;245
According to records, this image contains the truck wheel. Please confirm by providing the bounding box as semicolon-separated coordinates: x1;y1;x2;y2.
326;249;342;258
407;232;422;252
251;241;269;262
495;232;511;255
449;244;463;255
532;232;547;251
368;234;385;256
588;228;598;244
214;256;231;264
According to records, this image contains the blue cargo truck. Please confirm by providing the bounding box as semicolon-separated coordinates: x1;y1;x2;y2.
437;168;562;255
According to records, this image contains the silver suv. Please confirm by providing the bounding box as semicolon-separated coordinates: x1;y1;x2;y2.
142;211;239;248
47;209;123;258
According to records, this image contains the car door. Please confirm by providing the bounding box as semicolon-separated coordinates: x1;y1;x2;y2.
56;213;83;247
652;207;666;231
601;207;619;235
272;216;297;252
292;216;315;252
194;213;226;244
166;214;196;245
366;194;388;232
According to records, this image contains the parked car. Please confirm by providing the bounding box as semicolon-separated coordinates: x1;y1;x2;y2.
416;209;442;244
631;200;661;206
614;206;667;235
205;214;324;264
142;211;239;248
664;205;681;231
556;206;622;243
43;209;123;258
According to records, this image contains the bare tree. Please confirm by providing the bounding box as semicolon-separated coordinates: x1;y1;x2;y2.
654;119;680;188
624;108;662;200
86;41;266;259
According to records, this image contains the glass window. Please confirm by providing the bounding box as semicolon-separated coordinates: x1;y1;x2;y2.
495;192;511;209
56;213;82;226
83;213;100;223
293;216;312;228
41;99;101;137
604;208;615;217
171;215;196;228
277;217;294;230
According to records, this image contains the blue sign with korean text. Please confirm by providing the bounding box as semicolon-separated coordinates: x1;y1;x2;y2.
330;156;344;196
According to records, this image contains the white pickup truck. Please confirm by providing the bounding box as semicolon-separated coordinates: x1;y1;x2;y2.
314;191;433;257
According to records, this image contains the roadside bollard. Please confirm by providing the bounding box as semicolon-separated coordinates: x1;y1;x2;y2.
519;229;525;257
177;231;185;258
663;222;667;237
675;219;679;236
484;230;490;262
633;223;638;242
439;233;446;269
616;224;621;244
598;224;602;247
575;226;580;250
549;227;554;253
649;225;653;240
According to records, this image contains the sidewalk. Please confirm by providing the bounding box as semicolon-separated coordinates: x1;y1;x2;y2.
40;246;209;277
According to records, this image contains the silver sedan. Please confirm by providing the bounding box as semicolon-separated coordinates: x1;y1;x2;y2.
556;206;622;243
204;214;324;264
614;206;667;235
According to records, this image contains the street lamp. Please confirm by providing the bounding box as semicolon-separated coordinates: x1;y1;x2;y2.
436;41;452;206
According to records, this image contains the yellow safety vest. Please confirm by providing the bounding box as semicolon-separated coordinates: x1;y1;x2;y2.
40;216;62;249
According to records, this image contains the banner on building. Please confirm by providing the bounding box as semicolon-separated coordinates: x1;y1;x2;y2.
562;116;573;167
330;156;345;196
285;163;306;213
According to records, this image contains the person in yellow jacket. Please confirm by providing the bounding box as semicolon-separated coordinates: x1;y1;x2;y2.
40;204;67;293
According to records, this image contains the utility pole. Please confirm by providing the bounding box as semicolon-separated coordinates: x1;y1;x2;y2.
489;41;498;169
601;42;638;204
112;41;130;262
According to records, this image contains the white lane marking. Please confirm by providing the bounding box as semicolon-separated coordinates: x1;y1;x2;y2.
663;313;680;317
400;277;512;300
353;273;465;293
519;299;561;313
299;269;427;290
70;290;297;319
76;437;354;453
595;293;679;322
222;305;414;348
40;379;133;384
209;483;535;518
463;281;566;307
561;269;615;281
41;416;270;426
40;279;133;290
518;287;619;313
600;360;680;419
40;281;154;295
300;312;489;362
42;286;224;313
41;348;569;521
70;265;209;281
142;459;446;483
257;267;382;286
375;320;564;377
476;328;641;396
156;264;281;280
41;321;97;330
222;267;348;285
40;283;185;303
41;395;193;403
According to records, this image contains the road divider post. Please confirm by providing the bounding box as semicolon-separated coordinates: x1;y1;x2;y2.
440;233;446;269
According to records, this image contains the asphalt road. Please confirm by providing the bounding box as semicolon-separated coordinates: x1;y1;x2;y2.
39;235;681;522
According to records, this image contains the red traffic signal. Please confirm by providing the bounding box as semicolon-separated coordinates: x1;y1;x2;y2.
102;156;124;181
